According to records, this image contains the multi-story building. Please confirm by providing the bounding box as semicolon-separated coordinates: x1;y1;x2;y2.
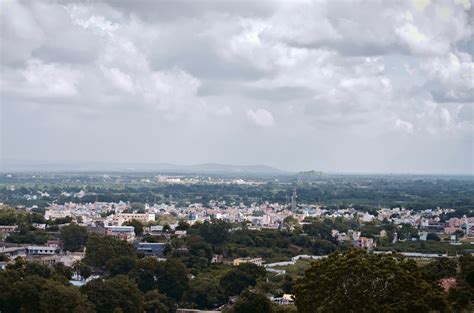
105;226;135;242
233;257;263;266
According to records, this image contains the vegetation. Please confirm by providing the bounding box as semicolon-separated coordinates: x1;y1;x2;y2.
60;223;88;252
294;249;474;313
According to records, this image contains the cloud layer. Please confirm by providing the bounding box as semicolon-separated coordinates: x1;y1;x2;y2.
1;0;473;174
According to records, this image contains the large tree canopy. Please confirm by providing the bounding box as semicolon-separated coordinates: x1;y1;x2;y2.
60;223;88;252
295;250;450;313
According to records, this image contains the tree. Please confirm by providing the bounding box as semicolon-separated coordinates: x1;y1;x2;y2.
124;219;144;236
130;202;145;212
447;255;474;312
176;220;190;231
426;233;441;241
106;256;137;276
283;216;299;231
230;289;274;313
184;276;226;309
81;275;144;313
199;219;230;247
302;220;333;241
0;271;93;313
294;250;450;313
84;233;135;268
220;264;265;297
60;223;88;252
144;290;177;313
129;257;189;301
423;258;457;282
459;255;474;288
129;257;160;293
72;261;92;279
39;281;94;313
155;259;189;301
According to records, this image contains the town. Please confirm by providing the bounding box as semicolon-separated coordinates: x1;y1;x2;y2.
1;172;473;312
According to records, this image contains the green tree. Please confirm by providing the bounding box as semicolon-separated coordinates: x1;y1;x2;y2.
295;250;450;313
144;290;177;313
124;219;144;236
426;233;441;241
129;257;189;301
184;276;226;309
81;275;144;313
230;289;274;313
220;263;265;297
155;259;189;301
72;261;92;279
176;220;190;231
0;271;93;313
39;281;94;313
129;257;160;293
198;219;230;247
84;233;135;268
106;256;137;276
422;258;457;283
60;223;89;252
447;255;474;312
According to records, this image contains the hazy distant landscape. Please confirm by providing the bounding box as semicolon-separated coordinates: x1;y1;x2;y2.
1;0;473;312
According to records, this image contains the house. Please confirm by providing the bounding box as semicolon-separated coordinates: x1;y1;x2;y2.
47;240;64;251
355;237;376;249
419;231;428;241
272;294;294;305
27;245;60;255
211;254;223;263
105;226;135;242
145;225;164;235
135;242;167;257
174;230;187;238
108;213;155;226
0;246;27;259
0;225;18;234
32;223;47;230
233;257;263;266
28;251;85;267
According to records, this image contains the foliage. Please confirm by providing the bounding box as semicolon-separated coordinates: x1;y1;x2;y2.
0;259;93;313
129;257;189;301
60;223;89;252
124;219;144;236
6;229;50;244
81;275;144;313
230;289;274;313
84;233;136;268
220;263;266;297
198;219;230;247
106;256;137;276
422;258;457;282
143;290;176;313
184;276;226;309
295;249;450;313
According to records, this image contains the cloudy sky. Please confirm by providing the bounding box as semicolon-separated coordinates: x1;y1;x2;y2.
1;0;473;174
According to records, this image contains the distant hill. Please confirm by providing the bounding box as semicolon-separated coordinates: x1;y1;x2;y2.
296;170;323;179
1;160;285;175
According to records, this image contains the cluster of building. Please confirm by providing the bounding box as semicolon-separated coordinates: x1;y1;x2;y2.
40;201;474;238
0;240;85;267
1;200;473;273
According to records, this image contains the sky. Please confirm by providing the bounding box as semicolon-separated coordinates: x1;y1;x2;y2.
0;0;473;174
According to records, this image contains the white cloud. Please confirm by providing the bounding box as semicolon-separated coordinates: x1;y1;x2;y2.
395;119;414;133
246;109;275;127
20;59;80;97
1;0;472;173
